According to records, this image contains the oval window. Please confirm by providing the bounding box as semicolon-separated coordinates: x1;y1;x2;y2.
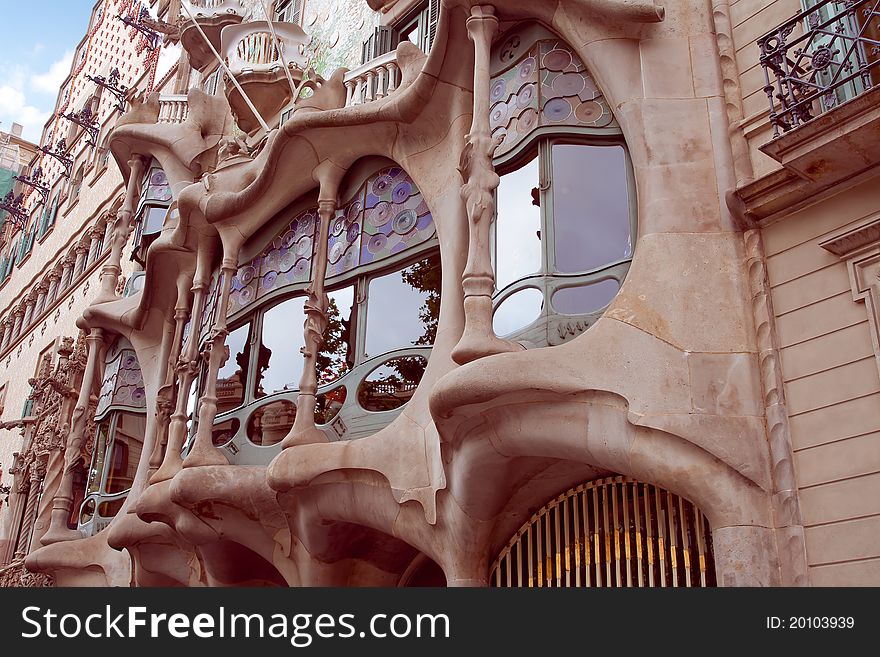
98;498;125;519
315;387;347;425
212;417;241;447
246;399;296;446
551;279;620;315
357;356;428;412
80;498;96;524
493;288;543;336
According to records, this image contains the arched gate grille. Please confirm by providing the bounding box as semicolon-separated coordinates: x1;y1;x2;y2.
490;476;715;587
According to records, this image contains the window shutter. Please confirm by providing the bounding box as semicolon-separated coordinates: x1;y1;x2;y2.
423;0;440;53
362;26;399;64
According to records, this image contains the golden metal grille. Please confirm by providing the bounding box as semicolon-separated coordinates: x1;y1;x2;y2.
490;476;715;587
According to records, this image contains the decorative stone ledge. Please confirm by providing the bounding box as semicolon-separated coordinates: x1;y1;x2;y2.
734;85;880;226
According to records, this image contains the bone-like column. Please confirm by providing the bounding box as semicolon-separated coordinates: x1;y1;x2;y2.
98;156;146;301
148;282;191;474
40;328;105;545
14;455;45;559
451;5;523;365
152;256;212;482
182;252;239;468
282;198;335;448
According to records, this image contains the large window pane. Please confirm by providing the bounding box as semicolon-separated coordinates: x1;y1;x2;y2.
552;143;631;273
217;323;251;411
493;287;543;336
364;254;441;358
319;286;355;384
105;412;146;494
496;155;542;291
552;279;620;315
258;297;306;397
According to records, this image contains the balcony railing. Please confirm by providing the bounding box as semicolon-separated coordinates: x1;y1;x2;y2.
221;21;308;74
758;0;880;137
182;0;243;17
343;51;400;107
158;94;189;124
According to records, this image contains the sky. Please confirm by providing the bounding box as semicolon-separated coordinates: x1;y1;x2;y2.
0;1;96;143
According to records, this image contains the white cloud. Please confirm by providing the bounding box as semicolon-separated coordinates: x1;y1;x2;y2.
31;50;74;94
0;50;72;143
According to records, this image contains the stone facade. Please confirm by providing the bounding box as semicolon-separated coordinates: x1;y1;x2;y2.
0;0;878;587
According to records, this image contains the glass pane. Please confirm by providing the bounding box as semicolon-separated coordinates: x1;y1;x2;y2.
258;297;306;397
79;498;96;525
87;422;111;494
212;417;241;447
493;288;543;336
98;498;125;519
496;155;542;291
357;356;427;412
105;412;146;494
247;399;296;446
216;323;251;412
551;143;631;273
315;387;347;425
143;206;166;235
364;253;441;358
552;279;620;315
319;286;355;385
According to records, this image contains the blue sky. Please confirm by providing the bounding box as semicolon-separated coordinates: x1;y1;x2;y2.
0;1;96;142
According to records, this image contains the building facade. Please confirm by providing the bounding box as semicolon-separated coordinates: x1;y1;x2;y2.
0;0;877;587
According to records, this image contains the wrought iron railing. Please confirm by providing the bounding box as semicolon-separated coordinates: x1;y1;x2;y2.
758;0;880;137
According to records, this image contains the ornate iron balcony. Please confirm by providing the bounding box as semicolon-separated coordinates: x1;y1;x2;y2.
758;0;880;138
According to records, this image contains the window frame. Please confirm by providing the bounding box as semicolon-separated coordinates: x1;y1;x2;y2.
491;129;637;342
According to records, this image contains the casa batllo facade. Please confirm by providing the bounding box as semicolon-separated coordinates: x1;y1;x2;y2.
0;0;878;587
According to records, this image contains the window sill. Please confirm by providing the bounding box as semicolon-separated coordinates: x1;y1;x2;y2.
37;226;54;244
63;198;79;217
90;164;108;185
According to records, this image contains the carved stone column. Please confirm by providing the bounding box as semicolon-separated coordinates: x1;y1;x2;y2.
0;318;11;352
40;328;105;544
22;293;36;330
14;454;45;559
283;198;334;448
11;307;24;341
87;223;104;264
34;282;49;319
46;269;61;305
73;243;89;280
60;255;75;292
99;157;145;301
183;254;239;468
452;5;523;365
152;264;211;482
102;215;114;252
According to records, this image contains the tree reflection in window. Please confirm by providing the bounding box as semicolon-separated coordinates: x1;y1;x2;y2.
318;286;355;384
105;412;146;494
365;253;441;358
257;298;306;397
357;355;428;412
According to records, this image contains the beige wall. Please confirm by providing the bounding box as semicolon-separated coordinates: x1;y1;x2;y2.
764;177;880;585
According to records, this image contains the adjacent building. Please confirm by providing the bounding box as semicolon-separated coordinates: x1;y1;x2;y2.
0;0;878;587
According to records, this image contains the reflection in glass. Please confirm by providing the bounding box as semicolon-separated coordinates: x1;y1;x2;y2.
258;297;306;397
365;254;441;358
88;422;111;494
552;279;620;315
105;412;146;494
217;323;251;412
247;399;296;446
552;144;630;273
357;356;428;412
496;155;542;291
80;498;96;524
493;288;543;336
319;287;355;384
98;498;125;519
315;387;347;425
212;417;241;447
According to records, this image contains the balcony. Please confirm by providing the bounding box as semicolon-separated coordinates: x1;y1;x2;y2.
343;51;400;106
737;0;880;222
758;0;880;138
220;21;309;134
178;0;245;72
157;94;189;124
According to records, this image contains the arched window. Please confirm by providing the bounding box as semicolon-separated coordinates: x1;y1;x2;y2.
490;476;716;588
189;162;440;462
78;339;146;536
489;26;635;346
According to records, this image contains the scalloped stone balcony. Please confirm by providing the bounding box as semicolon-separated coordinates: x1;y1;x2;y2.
179;0;245;72
157;94;189;124
220;21;310;134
